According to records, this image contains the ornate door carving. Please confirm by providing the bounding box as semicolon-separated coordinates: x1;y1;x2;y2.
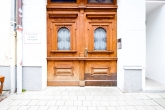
47;1;117;86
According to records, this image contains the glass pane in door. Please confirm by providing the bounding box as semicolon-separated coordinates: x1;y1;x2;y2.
94;28;107;50
57;27;70;50
88;0;113;3
51;0;76;2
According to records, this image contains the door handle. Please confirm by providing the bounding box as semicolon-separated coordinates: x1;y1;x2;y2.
85;48;88;57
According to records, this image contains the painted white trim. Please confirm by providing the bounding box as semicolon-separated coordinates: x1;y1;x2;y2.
17;29;23;94
123;66;144;70
146;1;165;3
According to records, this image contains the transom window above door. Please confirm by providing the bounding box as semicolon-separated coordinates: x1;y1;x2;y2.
51;0;76;2
94;27;107;50
57;27;70;50
49;0;116;4
88;0;113;3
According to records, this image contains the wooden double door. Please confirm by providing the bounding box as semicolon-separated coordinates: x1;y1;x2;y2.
47;7;117;86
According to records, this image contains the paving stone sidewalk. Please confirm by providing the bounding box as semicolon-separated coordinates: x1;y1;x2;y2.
0;91;10;102
0;87;165;110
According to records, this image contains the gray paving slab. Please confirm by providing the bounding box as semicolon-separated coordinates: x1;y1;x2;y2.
153;98;165;107
0;87;165;110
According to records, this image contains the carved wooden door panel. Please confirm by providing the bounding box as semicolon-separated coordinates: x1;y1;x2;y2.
84;13;117;86
47;13;80;86
47;7;117;86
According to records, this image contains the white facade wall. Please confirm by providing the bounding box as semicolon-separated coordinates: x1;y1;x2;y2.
117;0;146;91
146;4;165;85
0;0;11;90
22;0;47;90
23;0;47;66
0;0;147;91
0;0;11;66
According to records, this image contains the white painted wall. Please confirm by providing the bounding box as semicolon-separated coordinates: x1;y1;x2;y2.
22;0;47;89
0;0;11;66
146;4;165;85
117;0;146;91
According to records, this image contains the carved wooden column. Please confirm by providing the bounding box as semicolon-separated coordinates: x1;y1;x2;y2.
79;8;85;86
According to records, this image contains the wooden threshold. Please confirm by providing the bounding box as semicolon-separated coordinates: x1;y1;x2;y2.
85;81;117;86
48;81;79;86
47;80;117;86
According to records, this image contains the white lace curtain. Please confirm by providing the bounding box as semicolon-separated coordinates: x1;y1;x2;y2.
94;28;107;50
57;27;70;50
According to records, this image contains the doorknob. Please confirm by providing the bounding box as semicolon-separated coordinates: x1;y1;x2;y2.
85;48;88;57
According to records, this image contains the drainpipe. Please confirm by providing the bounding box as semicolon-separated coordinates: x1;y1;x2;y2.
16;0;23;94
10;0;16;93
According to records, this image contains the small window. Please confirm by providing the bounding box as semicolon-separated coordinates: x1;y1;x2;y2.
94;28;106;50
88;0;113;3
58;27;70;50
51;0;76;2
